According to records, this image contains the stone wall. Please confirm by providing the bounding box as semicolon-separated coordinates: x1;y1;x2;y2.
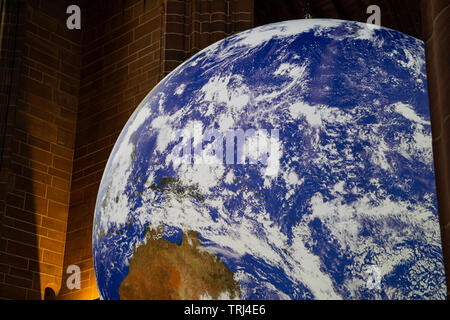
0;0;82;300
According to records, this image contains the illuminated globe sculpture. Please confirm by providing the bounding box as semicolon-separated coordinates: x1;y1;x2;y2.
93;19;447;299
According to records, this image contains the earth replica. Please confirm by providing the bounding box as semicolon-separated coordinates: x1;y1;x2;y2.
93;19;447;299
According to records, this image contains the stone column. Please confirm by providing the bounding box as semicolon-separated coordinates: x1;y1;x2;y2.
421;0;450;297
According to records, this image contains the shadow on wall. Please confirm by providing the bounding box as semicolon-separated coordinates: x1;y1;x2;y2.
0;0;42;300
1;0;82;300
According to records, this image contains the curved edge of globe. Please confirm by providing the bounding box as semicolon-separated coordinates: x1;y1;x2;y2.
92;18;435;300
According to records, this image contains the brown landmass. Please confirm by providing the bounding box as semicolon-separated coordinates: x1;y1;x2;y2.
119;228;241;300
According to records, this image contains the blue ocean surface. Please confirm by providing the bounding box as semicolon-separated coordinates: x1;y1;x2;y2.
93;19;446;300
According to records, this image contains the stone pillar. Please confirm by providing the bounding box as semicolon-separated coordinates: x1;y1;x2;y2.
421;0;450;297
58;0;167;300
164;0;254;74
0;0;82;300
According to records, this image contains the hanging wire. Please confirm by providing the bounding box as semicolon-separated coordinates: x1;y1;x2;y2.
304;0;312;19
